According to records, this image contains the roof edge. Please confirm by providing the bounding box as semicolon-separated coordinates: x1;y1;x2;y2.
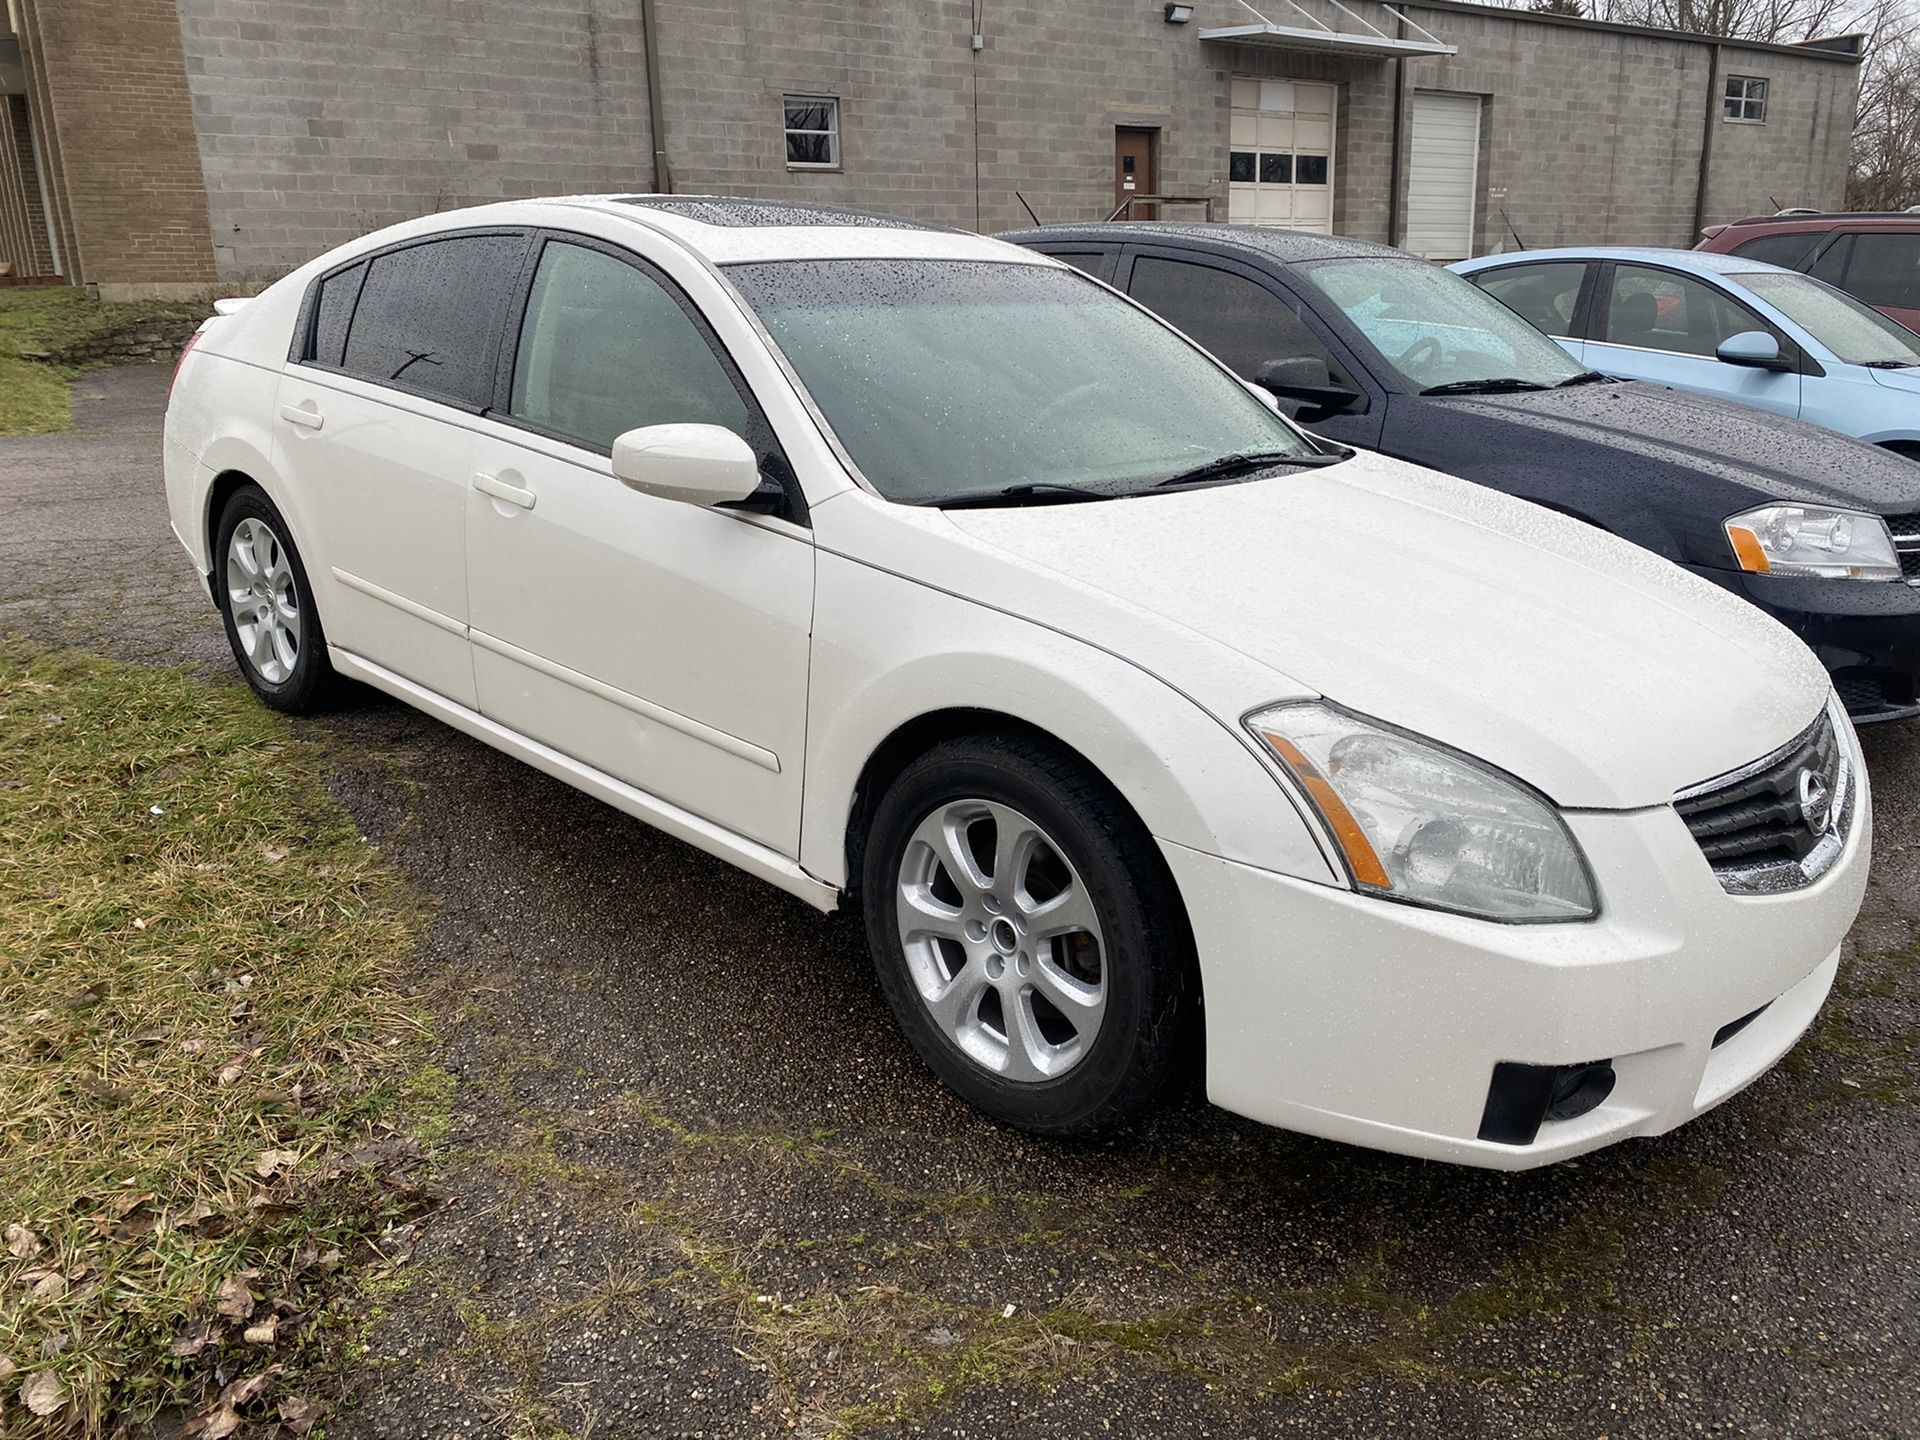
1399;0;1867;63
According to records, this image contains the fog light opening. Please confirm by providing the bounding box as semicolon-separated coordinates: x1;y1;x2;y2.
1544;1062;1615;1123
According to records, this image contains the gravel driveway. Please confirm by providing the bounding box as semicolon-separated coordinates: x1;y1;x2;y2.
5;364;1918;1439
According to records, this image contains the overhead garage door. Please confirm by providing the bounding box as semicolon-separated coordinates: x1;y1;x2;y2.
1405;92;1482;262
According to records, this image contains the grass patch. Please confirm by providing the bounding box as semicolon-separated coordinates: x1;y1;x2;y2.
0;288;210;437
0;646;441;1434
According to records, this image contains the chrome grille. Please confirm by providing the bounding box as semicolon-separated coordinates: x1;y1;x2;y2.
1673;705;1854;895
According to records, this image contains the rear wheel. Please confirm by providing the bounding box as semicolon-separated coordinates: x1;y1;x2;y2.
861;733;1196;1136
214;486;338;712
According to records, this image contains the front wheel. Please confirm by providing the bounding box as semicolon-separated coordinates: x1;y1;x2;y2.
860;733;1197;1136
214;486;338;712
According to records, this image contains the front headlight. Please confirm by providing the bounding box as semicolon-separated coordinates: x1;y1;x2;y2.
1247;702;1597;922
1725;504;1900;580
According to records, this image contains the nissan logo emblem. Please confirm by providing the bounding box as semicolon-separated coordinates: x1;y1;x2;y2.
1798;767;1833;835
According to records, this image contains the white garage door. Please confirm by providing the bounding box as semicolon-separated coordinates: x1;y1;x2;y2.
1405;92;1482;262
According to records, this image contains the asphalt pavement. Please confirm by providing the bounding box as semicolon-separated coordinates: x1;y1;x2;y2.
4;364;1917;1439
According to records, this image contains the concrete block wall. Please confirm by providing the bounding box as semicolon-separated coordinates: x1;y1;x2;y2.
1703;48;1857;223
174;0;659;284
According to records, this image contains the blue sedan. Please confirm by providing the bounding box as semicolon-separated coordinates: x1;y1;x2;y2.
1452;247;1920;459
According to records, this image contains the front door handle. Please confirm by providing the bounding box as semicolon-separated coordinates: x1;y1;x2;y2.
278;401;324;431
473;471;536;511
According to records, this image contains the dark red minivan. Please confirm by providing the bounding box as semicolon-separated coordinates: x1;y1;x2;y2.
1697;211;1920;333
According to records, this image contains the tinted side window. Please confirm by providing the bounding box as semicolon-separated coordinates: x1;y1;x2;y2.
509;241;753;452
1809;234;1853;285
1042;251;1116;283
1127;255;1345;383
1603;265;1760;356
1843;233;1920;310
309;261;366;367
1728;233;1820;270
340;234;527;407
1474;262;1586;335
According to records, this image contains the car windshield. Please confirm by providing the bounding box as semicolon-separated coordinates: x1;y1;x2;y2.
1295;256;1590;392
723;258;1319;504
1729;270;1920;367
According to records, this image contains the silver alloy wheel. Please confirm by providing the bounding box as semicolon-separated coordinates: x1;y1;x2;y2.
895;799;1107;1083
225;516;300;685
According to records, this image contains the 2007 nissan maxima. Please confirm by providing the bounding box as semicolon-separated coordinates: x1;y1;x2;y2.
164;196;1870;1168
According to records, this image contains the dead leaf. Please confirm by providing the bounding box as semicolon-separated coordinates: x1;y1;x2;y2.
214;1271;257;1319
172;1198;216;1231
20;1369;66;1417
187;1402;241;1439
215;1054;250;1086
222;1367;279;1406
30;1272;68;1302
72;1073;133;1106
280;1395;328;1433
254;1148;300;1180
65;984;104;1010
131;917;148;931
261;845;290;864
243;1314;279;1345
0;1354;14;1385
170;1320;212;1358
4;1224;40;1260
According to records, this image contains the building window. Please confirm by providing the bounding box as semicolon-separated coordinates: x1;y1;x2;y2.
1723;76;1768;123
784;95;840;169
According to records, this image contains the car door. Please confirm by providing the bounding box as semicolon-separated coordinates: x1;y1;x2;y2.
1832;231;1920;333
1582;262;1802;419
272;229;531;707
1468;261;1592;364
464;233;814;854
1115;247;1385;448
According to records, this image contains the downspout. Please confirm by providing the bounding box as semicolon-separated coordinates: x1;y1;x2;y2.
1691;41;1721;239
1386;6;1408;246
639;0;672;193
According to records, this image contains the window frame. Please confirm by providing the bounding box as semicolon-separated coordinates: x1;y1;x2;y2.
288;226;536;415
1722;75;1769;124
782;94;841;171
488;229;807;523
1464;259;1600;341
1587;259;1814;373
1113;242;1379;409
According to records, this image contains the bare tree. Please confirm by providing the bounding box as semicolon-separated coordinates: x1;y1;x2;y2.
1849;19;1920;207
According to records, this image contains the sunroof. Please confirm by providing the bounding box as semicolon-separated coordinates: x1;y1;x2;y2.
615;196;935;230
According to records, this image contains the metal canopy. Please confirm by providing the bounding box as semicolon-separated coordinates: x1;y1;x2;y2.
1199;0;1456;59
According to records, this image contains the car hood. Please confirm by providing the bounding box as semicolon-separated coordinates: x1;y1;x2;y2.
940;450;1831;810
1425;381;1920;511
1868;364;1920;397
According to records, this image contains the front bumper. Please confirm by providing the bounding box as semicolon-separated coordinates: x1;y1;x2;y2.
1692;565;1920;724
1165;751;1870;1169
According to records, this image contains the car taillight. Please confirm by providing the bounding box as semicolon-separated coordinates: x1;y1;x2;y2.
168;329;204;405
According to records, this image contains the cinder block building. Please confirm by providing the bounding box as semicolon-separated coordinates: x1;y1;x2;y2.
0;0;1863;297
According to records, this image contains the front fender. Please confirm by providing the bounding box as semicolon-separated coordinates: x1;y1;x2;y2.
799;551;1340;893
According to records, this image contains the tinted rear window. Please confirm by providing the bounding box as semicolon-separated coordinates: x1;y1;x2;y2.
1728;233;1820;270
339;233;527;407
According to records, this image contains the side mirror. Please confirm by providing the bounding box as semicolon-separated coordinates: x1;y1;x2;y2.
1716;330;1790;371
611;423;761;507
1253;355;1363;412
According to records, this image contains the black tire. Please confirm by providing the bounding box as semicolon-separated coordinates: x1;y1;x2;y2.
213;485;339;713
860;731;1197;1136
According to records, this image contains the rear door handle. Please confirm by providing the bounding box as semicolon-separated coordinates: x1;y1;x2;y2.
474;471;536;511
278;401;324;431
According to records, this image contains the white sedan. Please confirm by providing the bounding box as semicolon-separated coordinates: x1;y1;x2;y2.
164;197;1869;1168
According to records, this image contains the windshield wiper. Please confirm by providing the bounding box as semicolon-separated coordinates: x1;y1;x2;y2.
1861;359;1920;370
1553;370;1618;387
927;482;1113;509
1420;377;1551;396
1151;450;1343;490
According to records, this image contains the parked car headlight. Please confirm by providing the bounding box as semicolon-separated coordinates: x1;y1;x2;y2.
1247;703;1597;922
1725;504;1900;580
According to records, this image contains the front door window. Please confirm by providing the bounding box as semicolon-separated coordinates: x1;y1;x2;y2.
1227;78;1335;232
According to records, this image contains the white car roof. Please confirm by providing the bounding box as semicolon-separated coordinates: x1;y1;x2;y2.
552;193;1046;267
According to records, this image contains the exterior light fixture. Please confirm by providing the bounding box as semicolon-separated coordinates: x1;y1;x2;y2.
1165;3;1195;22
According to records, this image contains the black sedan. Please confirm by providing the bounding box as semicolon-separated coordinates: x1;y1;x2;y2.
1005;223;1920;724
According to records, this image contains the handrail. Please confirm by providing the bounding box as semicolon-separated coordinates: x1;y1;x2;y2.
1104;194;1218;222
